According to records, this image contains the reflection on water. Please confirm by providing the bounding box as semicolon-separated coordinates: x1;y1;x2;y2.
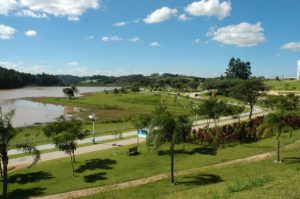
0;87;114;127
0;99;64;127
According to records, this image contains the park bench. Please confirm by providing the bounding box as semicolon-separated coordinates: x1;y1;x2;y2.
127;146;138;156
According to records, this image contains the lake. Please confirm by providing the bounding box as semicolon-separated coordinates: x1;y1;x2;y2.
0;87;114;127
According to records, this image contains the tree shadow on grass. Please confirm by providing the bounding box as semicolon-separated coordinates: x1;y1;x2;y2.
8;171;54;184
84;172;107;183
7;187;46;199
157;146;217;156
75;159;117;173
178;174;223;186
282;157;300;164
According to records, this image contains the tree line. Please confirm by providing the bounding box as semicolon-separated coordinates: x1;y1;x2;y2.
0;66;63;89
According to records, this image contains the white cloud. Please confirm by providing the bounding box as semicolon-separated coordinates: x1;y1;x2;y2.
178;14;190;21
129;37;142;43
208;22;266;47
185;0;231;20
67;61;79;66
101;36;122;42
24;65;45;74
0;60;18;69
194;38;201;44
1;0;100;21
144;7;177;24
15;9;47;18
0;24;16;39
149;42;160;47
0;0;19;15
114;21;127;27
25;29;37;37
281;42;300;52
85;35;95;40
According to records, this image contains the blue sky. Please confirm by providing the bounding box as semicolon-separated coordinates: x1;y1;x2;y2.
0;0;300;78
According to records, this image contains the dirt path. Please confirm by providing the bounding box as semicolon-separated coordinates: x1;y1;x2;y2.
32;139;300;199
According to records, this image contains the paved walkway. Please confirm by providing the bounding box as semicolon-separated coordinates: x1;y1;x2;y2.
32;139;300;199
8;137;144;168
8;131;136;156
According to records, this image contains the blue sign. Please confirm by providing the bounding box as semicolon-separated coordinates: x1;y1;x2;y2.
137;129;147;138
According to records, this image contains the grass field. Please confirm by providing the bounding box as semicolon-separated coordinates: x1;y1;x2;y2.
84;146;300;199
32;92;199;123
2;129;300;198
265;80;300;91
11;121;134;146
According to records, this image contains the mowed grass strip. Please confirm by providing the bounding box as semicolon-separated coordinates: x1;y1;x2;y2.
2;129;300;198
264;80;300;91
82;146;300;199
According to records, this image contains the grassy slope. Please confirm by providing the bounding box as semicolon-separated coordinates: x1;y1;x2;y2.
86;147;300;199
265;80;300;91
12;92;198;145
2;129;300;198
33;92;197;123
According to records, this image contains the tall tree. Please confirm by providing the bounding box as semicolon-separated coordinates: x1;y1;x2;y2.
145;105;192;184
225;57;252;80
0;109;40;199
42;117;88;176
230;79;267;119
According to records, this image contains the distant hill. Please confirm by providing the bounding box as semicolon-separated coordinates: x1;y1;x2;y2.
0;66;63;89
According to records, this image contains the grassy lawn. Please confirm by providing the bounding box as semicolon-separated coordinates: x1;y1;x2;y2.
2;129;300;198
85;146;300;199
32;92;198;123
10;121;135;146
265;80;300;91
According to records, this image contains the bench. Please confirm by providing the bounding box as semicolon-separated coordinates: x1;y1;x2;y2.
127;146;138;156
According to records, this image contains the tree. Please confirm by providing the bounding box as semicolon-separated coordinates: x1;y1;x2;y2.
42;117;88;176
62;86;78;99
198;97;228;127
258;113;291;162
0;109;40;199
225;57;252;80
264;94;299;114
145;105;192;184
230;79;267;119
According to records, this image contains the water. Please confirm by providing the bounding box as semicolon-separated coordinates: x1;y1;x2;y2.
0;87;113;127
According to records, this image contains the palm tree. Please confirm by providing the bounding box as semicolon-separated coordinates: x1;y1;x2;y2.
0;109;40;199
259;113;291;162
145;105;192;184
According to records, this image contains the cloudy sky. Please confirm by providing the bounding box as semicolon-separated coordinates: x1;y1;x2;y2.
0;0;299;77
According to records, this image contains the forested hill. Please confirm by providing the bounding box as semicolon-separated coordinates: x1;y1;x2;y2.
0;66;63;89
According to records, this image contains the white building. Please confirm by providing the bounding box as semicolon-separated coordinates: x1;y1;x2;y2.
298;60;300;80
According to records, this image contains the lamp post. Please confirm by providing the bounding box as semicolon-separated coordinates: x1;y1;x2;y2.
193;105;200;121
88;113;96;144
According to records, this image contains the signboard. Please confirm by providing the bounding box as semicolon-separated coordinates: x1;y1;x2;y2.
137;129;147;138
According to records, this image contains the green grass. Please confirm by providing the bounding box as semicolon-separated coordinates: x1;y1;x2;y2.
2;129;300;198
83;147;300;199
265;80;300;91
32;92;198;123
10;121;134;146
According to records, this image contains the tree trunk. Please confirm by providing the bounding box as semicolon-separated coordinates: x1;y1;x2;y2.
170;144;175;185
277;139;280;162
0;160;3;178
2;151;8;199
249;104;253;120
72;151;76;163
70;155;75;176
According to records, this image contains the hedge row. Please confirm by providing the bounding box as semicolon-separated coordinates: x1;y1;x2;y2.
189;115;300;145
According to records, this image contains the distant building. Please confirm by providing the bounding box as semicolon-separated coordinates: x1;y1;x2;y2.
298;60;300;80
